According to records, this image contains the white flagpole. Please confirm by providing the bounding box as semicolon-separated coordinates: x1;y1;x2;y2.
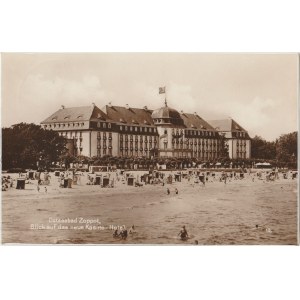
164;86;167;107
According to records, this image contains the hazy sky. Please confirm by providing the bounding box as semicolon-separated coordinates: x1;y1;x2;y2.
1;53;298;141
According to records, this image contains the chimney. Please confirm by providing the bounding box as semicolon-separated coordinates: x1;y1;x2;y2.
180;110;184;114
92;102;95;107
126;104;129;109
108;101;112;107
194;112;197;116
143;106;148;110
61;105;65;109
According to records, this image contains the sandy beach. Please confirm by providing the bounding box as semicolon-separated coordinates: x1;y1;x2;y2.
1;171;298;245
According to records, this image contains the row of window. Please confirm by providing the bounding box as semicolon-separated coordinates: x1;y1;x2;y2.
120;134;158;142
44;122;85;129
97;122;112;129
119;150;151;157
171;138;220;145
233;132;247;138
119;125;156;133
184;130;217;137
236;140;247;146
60;131;83;138
172;151;218;158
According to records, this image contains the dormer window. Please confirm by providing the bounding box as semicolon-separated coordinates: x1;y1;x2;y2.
77;115;83;119
64;115;70;120
52;116;57;120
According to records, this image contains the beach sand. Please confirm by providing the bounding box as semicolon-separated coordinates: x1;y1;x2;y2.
1;171;298;245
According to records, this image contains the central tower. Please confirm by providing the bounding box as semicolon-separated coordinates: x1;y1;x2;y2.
151;100;185;157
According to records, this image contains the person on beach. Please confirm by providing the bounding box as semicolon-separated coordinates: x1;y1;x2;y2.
44;187;47;193
167;188;170;195
37;185;40;192
178;226;188;240
175;188;178;194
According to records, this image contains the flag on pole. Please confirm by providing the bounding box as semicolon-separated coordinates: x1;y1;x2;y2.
159;86;166;94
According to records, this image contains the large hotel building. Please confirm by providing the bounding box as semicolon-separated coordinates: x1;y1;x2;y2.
41;101;251;160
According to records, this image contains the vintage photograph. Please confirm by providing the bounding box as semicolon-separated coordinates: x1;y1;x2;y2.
1;53;298;245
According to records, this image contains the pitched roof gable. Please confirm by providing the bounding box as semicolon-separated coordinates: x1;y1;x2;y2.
208;119;247;132
102;105;154;126
41;105;107;124
181;113;216;130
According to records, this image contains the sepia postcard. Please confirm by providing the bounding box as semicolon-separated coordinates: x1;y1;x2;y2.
1;53;298;245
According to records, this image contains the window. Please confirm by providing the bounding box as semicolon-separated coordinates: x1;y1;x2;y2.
120;125;123;131
97;122;101;128
108;123;111;128
130;126;133;131
164;129;167;135
103;123;106;128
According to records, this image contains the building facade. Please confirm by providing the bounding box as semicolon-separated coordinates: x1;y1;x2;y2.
41;102;251;160
208;119;251;159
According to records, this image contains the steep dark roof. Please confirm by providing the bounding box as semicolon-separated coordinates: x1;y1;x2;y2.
181;113;216;131
208;119;248;132
152;106;181;120
41;105;108;123
102;105;154;126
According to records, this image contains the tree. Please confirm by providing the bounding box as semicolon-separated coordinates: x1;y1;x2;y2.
251;135;276;160
2;123;67;170
219;134;229;159
276;132;297;163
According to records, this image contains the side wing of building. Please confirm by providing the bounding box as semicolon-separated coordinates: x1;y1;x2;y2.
207;119;251;159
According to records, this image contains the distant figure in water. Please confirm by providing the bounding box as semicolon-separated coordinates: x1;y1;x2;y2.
255;224;272;233
119;227;128;240
178;225;188;240
167;188;170;195
129;225;136;234
175;188;178;195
